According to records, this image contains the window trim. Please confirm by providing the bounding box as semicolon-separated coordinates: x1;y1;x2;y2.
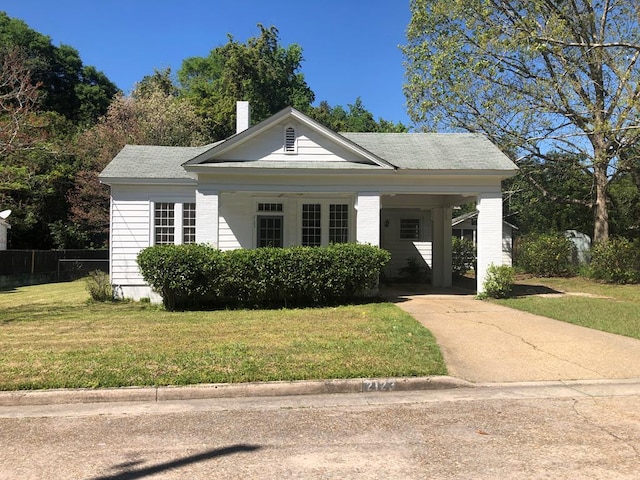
154;202;175;245
297;199;352;246
257;215;284;248
150;199;196;246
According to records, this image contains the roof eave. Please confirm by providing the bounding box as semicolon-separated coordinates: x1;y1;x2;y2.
98;177;197;186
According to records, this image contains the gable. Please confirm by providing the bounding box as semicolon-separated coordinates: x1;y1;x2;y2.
215;120;378;165
183;107;395;170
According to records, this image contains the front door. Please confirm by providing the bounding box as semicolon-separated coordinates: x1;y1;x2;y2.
257;215;283;247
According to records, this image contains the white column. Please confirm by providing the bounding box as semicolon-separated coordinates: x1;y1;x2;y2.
196;188;219;247
476;192;503;293
431;207;453;287
355;192;380;245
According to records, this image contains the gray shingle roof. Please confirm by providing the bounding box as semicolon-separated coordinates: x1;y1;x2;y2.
340;132;516;170
99;144;217;181
100;131;517;182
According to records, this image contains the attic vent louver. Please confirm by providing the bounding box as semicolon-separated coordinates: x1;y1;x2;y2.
284;126;296;154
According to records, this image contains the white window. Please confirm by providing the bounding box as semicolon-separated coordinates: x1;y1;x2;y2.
256;202;284;247
284;126;297;154
302;204;322;246
182;203;196;244
329;204;349;243
153;201;196;245
154;203;175;245
258;202;283;212
300;201;350;246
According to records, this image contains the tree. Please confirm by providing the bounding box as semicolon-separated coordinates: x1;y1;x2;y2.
134;68;179;99
0;12;118;126
0;111;78;249
178;25;315;140
307;98;408;133
504;152;594;235
0;47;40;156
403;0;640;242
70;85;207;245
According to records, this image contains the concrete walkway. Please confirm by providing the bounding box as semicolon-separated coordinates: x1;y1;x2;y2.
385;288;640;383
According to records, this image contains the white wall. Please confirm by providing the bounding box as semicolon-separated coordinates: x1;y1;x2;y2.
355;193;380;245
218;121;371;164
109;185;196;300
476;192;504;293
380;209;432;279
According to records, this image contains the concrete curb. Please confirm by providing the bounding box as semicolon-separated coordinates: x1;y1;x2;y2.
0;376;472;407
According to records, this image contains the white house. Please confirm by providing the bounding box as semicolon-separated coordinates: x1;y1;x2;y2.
452;210;518;266
99;103;518;301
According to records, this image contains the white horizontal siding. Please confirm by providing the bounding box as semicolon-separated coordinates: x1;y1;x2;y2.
218;193;253;250
381;209;433;279
217;123;370;164
110;199;150;285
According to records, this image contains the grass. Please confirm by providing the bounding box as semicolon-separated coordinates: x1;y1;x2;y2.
0;280;446;391
496;276;640;340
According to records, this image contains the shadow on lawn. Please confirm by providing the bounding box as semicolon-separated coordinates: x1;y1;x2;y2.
0;303;85;324
89;444;261;480
510;283;563;297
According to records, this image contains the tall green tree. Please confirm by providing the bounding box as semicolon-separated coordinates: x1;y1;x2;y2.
178;25;315;140
0;12;118;125
403;0;640;242
0;111;78;249
307;98;407;133
504;153;594;235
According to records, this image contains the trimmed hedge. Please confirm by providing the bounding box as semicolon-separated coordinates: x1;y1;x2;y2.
137;243;391;310
588;237;640;284
137;244;226;310
517;233;576;277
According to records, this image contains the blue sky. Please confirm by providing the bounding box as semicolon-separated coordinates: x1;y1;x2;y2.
1;0;413;126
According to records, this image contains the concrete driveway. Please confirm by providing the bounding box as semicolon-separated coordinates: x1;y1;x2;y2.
385;288;640;383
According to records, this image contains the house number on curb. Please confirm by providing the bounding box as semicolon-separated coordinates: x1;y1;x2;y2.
363;380;396;391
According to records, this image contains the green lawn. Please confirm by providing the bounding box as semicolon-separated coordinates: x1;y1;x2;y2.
0;280;446;391
496;276;640;340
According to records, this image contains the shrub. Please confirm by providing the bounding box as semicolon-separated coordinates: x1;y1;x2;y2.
137;243;391;310
452;237;476;278
85;270;112;302
137;244;225;310
397;257;431;283
517;233;576;276
480;264;515;299
589;237;640;284
222;243;391;307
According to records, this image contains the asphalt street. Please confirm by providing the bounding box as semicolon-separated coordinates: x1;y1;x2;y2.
2;380;640;479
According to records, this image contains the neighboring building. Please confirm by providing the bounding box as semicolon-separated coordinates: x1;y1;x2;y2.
99;103;518;301
0;210;10;250
452;210;517;266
